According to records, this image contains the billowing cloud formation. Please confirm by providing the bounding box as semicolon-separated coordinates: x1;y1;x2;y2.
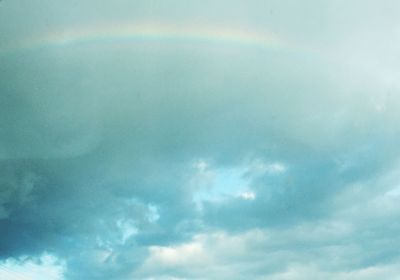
1;0;400;279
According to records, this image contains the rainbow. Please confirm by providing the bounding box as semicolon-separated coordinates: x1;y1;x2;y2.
0;21;292;54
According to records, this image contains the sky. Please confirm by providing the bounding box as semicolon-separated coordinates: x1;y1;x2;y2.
1;0;400;279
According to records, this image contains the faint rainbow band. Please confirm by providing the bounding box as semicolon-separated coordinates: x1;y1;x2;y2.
0;21;294;53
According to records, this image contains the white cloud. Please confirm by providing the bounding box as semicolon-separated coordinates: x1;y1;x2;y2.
117;219;138;244
238;191;256;201
247;159;287;176
135;217;400;280
0;254;65;280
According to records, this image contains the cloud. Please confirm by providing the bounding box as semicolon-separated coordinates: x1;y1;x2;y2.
0;254;65;280
1;0;400;279
135;210;400;280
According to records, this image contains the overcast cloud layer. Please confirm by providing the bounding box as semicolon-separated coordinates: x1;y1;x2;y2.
1;1;400;279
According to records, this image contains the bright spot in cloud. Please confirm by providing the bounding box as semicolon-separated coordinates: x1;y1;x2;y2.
117;219;138;244
148;204;160;223
385;185;400;197
191;158;284;207
146;242;206;268
248;159;287;175
238;191;256;201
191;160;249;207
194;159;208;172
